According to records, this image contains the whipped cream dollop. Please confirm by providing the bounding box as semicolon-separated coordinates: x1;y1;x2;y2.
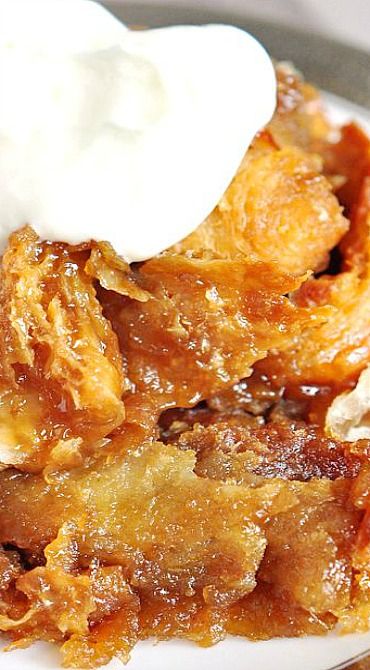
0;0;276;262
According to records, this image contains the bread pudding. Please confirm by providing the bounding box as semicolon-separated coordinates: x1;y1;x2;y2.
0;63;369;668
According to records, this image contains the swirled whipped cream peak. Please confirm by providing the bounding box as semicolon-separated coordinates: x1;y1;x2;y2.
0;0;276;262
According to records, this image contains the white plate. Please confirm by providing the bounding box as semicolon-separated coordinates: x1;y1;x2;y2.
1;59;370;670
2;631;370;670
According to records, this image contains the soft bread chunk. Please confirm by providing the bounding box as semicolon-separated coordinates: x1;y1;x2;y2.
0;442;272;603
326;365;370;441
163;418;362;617
0;228;126;470
165;418;362;482
172;136;348;276
172;65;347;276
267;62;334;151
258;167;370;388
104;255;314;411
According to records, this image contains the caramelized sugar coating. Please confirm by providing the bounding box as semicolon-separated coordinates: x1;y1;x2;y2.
267;62;334;151
104;255;311;410
0;439;301;663
207;372;284;416
0;442;275;604
333;464;370;634
171;135;348;276
324;122;370;212
139;583;336;645
243;80;370;392
162;417;363;617
0;227;127;470
257;168;370;388
340;176;370;274
260;479;360;615
167;418;362;482
0;428;363;666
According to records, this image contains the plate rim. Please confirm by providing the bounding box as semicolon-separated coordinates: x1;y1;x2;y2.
331;647;370;670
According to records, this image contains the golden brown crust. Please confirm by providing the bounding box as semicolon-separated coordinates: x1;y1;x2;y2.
0;227;128;470
0;426;363;663
257;139;370;389
171;136;348;276
104;255;312;411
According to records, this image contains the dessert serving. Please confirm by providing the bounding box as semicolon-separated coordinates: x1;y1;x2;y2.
0;1;369;668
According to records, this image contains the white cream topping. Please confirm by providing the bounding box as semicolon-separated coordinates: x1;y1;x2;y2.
0;0;276;262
